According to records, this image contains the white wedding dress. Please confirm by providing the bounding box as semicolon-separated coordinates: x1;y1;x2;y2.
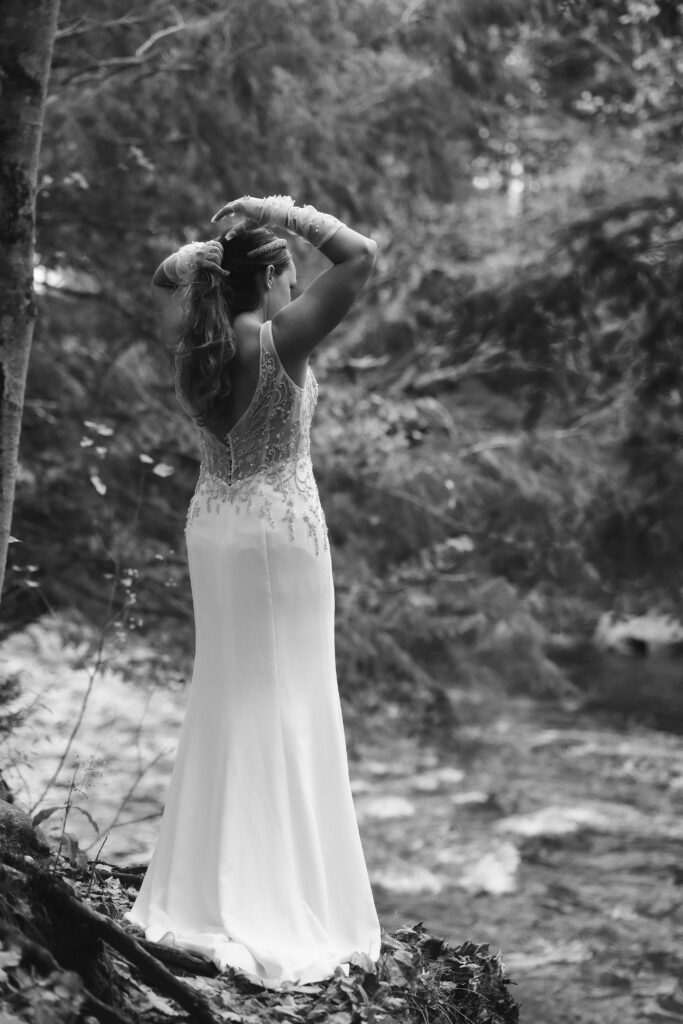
125;321;381;987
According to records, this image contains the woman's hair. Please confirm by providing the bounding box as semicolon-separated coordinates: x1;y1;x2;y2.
175;226;291;428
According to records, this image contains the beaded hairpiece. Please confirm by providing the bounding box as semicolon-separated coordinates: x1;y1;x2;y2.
246;239;288;259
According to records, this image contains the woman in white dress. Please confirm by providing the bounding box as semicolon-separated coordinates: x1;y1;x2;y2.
124;196;381;987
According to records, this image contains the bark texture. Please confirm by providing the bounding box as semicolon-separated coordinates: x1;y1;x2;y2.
0;0;60;600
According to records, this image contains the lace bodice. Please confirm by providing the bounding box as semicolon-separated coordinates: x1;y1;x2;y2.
182;321;328;553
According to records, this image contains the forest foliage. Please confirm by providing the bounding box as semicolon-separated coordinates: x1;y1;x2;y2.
4;0;683;720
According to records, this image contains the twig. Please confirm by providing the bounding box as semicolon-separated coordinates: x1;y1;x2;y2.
85;748;166;851
358;478;479;533
89;811;162;835
28;601;114;816
29;534;133;816
51;768;78;875
135;17;186;58
460;400;627;457
91;866;145;888
86;834;109;898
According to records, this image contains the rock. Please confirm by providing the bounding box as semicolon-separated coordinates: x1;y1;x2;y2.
0;770;14;803
502;939;593;973
594;612;683;656
436;838;520;895
450;789;492;807
0;799;51;860
356;795;416;821
457;842;520;896
410;766;466;792
372;861;444;895
494;801;644;838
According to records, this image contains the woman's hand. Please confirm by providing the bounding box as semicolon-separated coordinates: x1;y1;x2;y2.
210;196;264;225
152;240;229;290
194;239;230;276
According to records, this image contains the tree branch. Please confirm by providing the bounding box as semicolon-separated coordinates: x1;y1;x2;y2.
135;13;186;58
460;398;628;458
54;10;229;88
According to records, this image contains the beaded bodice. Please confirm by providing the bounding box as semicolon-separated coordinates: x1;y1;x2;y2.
182;321;328;553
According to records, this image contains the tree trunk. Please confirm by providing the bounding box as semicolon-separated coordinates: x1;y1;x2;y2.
0;0;60;602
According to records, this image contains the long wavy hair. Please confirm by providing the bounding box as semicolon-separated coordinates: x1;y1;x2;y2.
175;226;291;427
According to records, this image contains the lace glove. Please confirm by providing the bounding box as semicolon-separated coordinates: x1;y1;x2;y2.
154;240;227;287
211;196;345;249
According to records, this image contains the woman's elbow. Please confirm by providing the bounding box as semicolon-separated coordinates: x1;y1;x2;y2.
344;237;378;285
358;237;378;269
364;237;378;261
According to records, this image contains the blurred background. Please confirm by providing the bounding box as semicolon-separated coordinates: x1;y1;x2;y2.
2;1;683;1021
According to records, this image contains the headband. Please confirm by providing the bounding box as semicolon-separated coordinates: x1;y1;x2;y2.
246;239;289;259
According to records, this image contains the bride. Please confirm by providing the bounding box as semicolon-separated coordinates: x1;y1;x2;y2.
124;196;381;987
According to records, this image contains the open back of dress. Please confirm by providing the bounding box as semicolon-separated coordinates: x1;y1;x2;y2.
125;321;381;987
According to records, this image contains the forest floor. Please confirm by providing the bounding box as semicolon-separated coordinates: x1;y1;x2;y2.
3;618;683;1023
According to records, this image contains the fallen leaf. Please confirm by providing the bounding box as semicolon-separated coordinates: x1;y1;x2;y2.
350;951;377;973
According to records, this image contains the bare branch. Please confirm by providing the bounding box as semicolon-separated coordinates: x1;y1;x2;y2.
358;478;477;533
53;10;227;88
460;396;629;458
135;10;186;58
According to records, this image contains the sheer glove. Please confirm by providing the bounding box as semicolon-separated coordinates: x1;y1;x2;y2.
211;196;344;249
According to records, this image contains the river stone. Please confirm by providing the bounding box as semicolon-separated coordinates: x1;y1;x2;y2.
595;611;683;655
458;841;520;895
494;802;643;837
411;766;466;792
356;795;416;821
372;861;444;895
436;838;520;894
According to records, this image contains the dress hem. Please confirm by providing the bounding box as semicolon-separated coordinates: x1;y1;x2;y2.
123;908;377;989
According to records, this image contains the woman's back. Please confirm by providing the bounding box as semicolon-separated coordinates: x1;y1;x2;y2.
221;315;308;434
184;321;324;548
216;322;262;434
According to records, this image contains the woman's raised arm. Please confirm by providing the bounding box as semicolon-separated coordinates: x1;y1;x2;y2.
211;196;377;360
